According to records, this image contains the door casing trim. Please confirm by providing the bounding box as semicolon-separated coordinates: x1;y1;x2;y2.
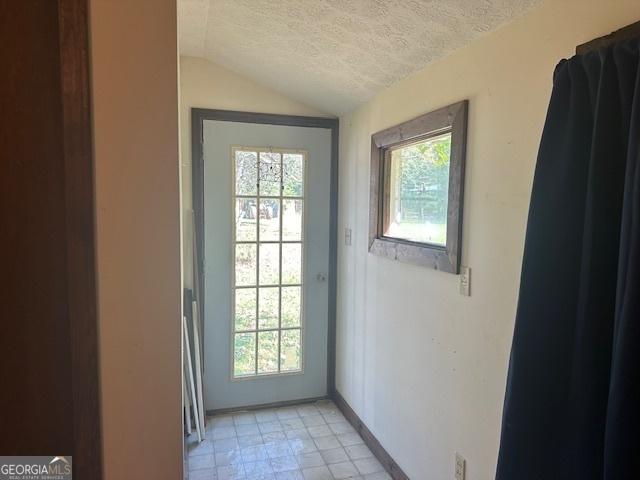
59;0;103;476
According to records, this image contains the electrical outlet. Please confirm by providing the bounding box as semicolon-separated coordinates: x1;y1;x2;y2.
455;453;466;480
344;227;352;246
459;266;471;296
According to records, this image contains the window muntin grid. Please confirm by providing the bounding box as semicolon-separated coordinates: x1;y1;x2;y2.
231;147;305;378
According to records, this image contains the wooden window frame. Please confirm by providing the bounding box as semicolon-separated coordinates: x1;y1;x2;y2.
368;100;468;274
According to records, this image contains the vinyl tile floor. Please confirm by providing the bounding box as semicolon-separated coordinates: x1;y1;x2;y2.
185;400;391;480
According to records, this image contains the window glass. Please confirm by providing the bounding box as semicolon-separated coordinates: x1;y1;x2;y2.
257;331;279;374
235;244;256;286
282;199;303;241
258;287;279;329
235;198;257;241
235;288;256;331
232;148;305;377
280;329;301;372
234;333;256;377
235;151;257;195
283;153;304;196
259;152;281;196
385;133;451;246
258;199;280;241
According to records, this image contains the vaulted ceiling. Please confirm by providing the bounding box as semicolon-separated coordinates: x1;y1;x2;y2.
179;0;540;115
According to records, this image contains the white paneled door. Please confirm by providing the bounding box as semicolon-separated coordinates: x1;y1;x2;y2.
202;120;332;410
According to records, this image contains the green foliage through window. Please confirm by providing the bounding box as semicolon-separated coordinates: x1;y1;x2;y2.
386;133;451;245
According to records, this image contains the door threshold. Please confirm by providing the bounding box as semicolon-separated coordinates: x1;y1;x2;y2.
206;395;330;416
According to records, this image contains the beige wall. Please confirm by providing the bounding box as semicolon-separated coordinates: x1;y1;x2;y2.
336;1;640;479
179;56;331;288
90;1;183;479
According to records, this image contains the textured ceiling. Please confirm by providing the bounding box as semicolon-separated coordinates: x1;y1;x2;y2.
179;0;540;115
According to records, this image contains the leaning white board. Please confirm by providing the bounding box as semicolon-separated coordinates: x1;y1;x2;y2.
192;300;206;437
183;315;202;442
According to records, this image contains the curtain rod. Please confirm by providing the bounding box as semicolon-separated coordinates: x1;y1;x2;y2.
576;20;640;55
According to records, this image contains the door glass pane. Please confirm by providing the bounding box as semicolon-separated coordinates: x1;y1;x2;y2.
235;151;258;195
235;288;256;331
235;244;256;286
234;333;256;376
259;152;281;196
259;243;279;285
281;243;301;284
258;331;279;374
236;198;257;241
281;287;301;327
258;287;279;329
259;198;280;241
283;153;304;197
385;133;451;246
282;199;303;241
280;329;301;372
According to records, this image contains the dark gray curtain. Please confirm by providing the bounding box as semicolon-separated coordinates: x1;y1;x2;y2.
496;39;640;479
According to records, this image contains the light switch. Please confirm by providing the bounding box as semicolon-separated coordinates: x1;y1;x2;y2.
460;266;471;296
344;227;352;246
455;453;466;480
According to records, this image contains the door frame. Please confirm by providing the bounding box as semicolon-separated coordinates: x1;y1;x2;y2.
1;0;101;476
60;1;103;476
191;108;339;395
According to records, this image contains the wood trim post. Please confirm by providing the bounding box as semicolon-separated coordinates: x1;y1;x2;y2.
58;0;102;477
